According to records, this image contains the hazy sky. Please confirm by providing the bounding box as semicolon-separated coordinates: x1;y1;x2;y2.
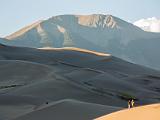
0;0;159;37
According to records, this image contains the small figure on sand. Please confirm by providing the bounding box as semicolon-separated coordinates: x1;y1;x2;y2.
128;100;131;108
45;102;49;104
128;99;134;108
131;99;134;107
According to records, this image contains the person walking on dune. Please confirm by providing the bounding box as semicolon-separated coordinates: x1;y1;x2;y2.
128;99;131;108
128;99;135;108
131;99;135;107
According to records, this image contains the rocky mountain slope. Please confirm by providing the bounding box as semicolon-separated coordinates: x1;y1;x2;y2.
1;14;160;70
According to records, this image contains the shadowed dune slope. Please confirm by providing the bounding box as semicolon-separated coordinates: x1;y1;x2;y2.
0;44;160;120
13;99;121;120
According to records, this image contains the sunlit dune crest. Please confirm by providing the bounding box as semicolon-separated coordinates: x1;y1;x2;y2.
38;47;111;57
95;103;160;120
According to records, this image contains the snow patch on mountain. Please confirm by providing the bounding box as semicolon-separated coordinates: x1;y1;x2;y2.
134;17;160;32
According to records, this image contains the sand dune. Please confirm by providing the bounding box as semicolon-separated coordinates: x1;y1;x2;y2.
39;47;111;57
0;44;160;120
13;99;121;120
95;103;160;120
0;94;49;120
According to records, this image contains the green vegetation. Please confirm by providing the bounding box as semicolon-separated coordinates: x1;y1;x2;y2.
118;92;137;100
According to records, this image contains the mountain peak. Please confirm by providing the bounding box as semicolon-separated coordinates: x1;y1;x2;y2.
1;14;160;70
75;14;118;28
5;14;137;40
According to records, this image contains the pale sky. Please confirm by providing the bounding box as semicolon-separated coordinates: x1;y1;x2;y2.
0;0;159;37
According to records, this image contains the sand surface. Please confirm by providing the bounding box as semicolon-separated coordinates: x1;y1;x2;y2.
0;44;160;120
13;99;120;120
95;103;160;120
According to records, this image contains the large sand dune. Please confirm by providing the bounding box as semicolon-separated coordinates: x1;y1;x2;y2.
0;44;160;120
95;103;160;120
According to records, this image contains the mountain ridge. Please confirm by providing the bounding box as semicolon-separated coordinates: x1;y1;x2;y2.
1;14;160;70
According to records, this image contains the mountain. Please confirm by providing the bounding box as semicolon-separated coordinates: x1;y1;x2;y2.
0;44;160;120
134;17;160;32
1;14;160;70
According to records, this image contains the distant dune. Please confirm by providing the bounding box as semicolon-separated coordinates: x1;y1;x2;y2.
95;103;160;120
39;47;111;57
